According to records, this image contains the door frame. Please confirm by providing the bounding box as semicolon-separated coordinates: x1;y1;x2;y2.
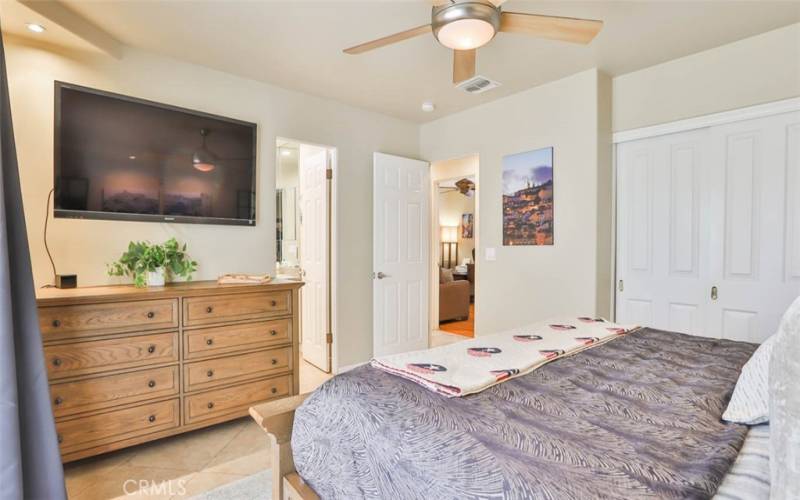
276;136;338;373
428;155;479;342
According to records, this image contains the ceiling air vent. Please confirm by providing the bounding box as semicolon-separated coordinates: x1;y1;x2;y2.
456;75;501;94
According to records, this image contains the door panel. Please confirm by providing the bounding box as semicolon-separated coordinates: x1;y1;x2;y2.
373;153;430;357
616;129;708;335
706;112;800;342
299;145;330;372
784;123;800;282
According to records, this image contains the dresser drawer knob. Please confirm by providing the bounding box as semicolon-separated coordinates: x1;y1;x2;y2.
270;300;277;307
147;345;156;354
271;387;278;394
148;380;156;388
57;434;63;444
148;415;156;423
206;306;213;314
52;358;62;367
146;311;155;319
207;369;214;378
52;319;61;328
270;330;278;336
206;338;214;346
207;402;214;409
54;396;63;406
271;359;278;365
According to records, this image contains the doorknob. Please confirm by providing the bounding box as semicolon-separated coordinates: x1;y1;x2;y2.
375;272;389;280
618;280;624;292
711;286;719;301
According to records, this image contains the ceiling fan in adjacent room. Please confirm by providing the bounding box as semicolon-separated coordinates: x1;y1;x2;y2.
440;178;476;197
343;0;603;85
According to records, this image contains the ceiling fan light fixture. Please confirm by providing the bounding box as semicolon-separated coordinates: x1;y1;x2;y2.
433;1;500;50
437;18;495;50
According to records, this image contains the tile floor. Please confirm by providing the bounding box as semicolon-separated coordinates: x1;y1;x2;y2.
430;329;467;347
64;360;332;500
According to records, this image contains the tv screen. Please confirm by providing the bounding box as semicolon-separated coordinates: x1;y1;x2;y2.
54;82;257;226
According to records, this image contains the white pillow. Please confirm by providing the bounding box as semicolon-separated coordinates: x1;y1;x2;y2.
722;334;777;425
769;296;800;499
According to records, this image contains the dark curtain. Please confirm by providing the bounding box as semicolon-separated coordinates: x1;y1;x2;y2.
0;27;67;500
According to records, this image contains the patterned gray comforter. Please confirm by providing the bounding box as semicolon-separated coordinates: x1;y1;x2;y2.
292;328;756;499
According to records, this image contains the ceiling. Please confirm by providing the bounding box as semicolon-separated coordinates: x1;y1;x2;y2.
2;1;799;122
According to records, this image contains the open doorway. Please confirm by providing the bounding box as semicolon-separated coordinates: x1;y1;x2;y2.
275;138;336;392
430;155;478;347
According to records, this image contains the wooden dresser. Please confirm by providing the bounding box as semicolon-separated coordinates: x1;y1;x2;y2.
35;280;303;462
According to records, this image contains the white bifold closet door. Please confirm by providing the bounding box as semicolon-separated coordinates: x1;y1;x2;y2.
616;110;800;343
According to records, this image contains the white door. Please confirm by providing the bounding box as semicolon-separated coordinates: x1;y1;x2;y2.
299;145;330;371
705;112;800;342
616;129;711;334
373;153;430;357
616;109;800;343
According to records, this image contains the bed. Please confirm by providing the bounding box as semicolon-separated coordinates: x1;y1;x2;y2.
251;327;761;499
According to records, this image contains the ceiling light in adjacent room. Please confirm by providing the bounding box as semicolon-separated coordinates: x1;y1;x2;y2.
26;23;45;33
421;101;435;113
192;128;216;172
280;149;292;157
128;155;136;160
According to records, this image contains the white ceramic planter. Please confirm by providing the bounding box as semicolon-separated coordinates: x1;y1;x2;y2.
146;267;166;287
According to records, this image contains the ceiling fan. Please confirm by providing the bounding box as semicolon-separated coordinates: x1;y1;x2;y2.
343;0;603;85
440;178;476;196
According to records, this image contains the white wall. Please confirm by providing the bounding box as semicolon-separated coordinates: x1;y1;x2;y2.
613;23;800;132
421;69;613;335
5;37;419;368
438;190;475;265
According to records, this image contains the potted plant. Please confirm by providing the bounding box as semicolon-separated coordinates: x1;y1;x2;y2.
108;238;198;287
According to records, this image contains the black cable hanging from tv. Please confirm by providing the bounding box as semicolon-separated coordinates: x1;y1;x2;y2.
42;188;57;288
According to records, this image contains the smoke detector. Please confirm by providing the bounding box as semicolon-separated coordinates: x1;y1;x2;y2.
456;75;501;94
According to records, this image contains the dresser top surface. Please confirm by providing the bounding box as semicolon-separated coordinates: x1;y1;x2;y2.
36;279;304;305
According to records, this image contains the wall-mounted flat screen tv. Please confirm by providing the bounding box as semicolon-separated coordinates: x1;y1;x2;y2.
54;82;257;226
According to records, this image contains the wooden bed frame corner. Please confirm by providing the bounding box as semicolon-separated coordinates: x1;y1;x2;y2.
249;394;319;500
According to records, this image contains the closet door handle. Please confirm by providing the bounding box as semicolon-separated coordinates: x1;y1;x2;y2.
711;286;718;301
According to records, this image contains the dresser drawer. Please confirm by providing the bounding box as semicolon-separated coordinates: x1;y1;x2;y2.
184;319;292;360
45;332;179;379
39;299;178;340
184;347;292;392
56;398;179;455
183;291;291;327
184;375;291;424
50;366;179;418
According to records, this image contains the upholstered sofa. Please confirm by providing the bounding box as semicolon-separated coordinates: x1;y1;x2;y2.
440;268;470;322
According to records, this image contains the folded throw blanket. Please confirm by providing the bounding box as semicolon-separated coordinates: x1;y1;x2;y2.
371;316;639;396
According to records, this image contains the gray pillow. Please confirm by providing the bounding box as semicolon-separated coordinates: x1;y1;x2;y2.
439;268;454;283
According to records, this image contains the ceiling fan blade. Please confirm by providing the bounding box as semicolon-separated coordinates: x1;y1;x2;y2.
453;49;476;84
499;12;603;44
343;24;431;54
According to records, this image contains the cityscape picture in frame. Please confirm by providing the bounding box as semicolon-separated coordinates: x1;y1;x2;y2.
462;213;473;239
502;147;554;246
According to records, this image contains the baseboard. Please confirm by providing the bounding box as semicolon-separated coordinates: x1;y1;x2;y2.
336;361;367;374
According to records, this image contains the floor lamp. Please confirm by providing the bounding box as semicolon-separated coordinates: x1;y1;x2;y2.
440;226;458;269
